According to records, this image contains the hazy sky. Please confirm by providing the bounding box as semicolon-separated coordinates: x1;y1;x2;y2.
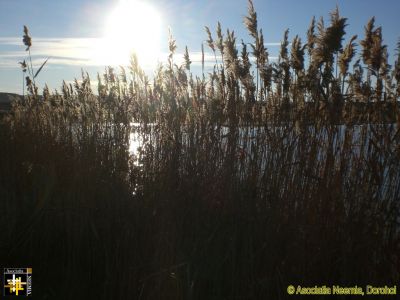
1;0;399;94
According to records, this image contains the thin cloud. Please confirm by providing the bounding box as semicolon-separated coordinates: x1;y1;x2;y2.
0;37;105;68
0;37;279;71
235;42;282;48
0;50;26;57
165;51;278;68
264;42;282;46
0;37;22;45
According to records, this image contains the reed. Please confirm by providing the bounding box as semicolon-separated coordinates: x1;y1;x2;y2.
0;1;399;299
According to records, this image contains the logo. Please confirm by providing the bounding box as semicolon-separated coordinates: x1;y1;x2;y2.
287;285;295;295
3;268;32;296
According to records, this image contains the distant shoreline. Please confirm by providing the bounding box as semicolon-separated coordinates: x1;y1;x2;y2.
0;92;22;113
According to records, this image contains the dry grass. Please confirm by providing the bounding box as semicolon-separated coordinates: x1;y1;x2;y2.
0;1;399;299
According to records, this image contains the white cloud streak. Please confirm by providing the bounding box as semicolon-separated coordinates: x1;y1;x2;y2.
0;37;279;70
0;37;103;68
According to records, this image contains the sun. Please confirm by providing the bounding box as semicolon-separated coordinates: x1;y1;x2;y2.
95;0;162;67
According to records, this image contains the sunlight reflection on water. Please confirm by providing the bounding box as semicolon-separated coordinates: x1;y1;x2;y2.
129;132;141;156
127;123;398;196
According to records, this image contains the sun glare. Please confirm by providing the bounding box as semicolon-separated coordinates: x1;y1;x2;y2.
95;0;162;67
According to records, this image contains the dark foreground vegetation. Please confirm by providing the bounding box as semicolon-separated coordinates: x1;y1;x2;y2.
1;1;400;299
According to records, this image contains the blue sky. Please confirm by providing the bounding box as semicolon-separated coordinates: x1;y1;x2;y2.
0;0;399;94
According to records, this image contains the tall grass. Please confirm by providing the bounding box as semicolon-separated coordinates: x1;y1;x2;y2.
0;1;399;299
